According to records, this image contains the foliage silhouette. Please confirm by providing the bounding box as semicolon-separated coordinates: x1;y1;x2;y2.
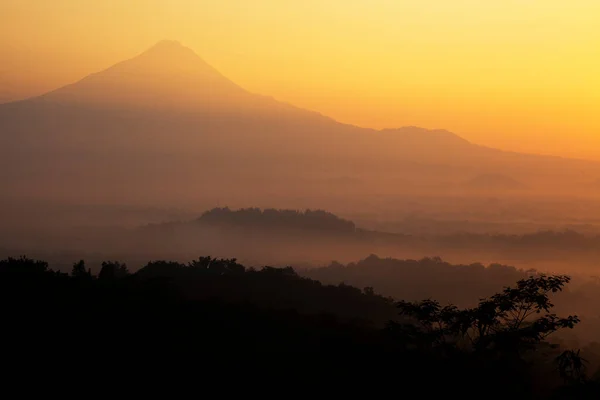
387;275;579;355
98;261;129;280
0;255;597;397
71;259;92;279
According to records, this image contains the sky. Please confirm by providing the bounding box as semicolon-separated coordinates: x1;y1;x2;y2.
1;0;600;159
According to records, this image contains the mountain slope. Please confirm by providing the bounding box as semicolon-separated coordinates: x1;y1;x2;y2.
0;40;599;206
464;174;526;191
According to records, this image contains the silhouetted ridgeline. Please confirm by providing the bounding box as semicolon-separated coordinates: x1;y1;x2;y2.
304;254;600;347
198;207;356;232
304;254;529;307
142;209;600;269
134;256;394;324
1;254;599;396
134;207;363;265
0;255;395;379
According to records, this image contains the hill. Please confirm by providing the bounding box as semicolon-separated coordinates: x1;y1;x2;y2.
197;207;356;233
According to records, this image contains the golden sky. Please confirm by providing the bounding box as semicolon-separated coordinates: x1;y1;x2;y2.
2;0;600;159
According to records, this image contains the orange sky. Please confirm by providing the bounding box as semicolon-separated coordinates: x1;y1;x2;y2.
1;0;600;159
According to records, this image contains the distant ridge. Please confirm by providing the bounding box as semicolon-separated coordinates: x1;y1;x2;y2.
144;207;357;234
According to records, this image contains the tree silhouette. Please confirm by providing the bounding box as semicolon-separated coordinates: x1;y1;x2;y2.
98;261;129;281
0;256;50;276
0;253;597;397
71;260;92;279
388;275;580;356
557;349;588;384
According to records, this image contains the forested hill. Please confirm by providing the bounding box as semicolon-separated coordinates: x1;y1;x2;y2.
196;207;357;233
1;254;598;396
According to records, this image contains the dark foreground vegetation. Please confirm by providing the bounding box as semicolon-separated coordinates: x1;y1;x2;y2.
1;255;599;397
306;255;600;345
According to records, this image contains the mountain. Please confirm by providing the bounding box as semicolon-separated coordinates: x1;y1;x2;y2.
381;127;471;149
464;174;526;191
0;40;599;207
40;40;250;108
36;40;318;118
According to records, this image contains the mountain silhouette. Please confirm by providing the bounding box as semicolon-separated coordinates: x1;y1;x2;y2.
41;40;247;107
0;40;599;205
381;127;471;149
37;40;313;118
